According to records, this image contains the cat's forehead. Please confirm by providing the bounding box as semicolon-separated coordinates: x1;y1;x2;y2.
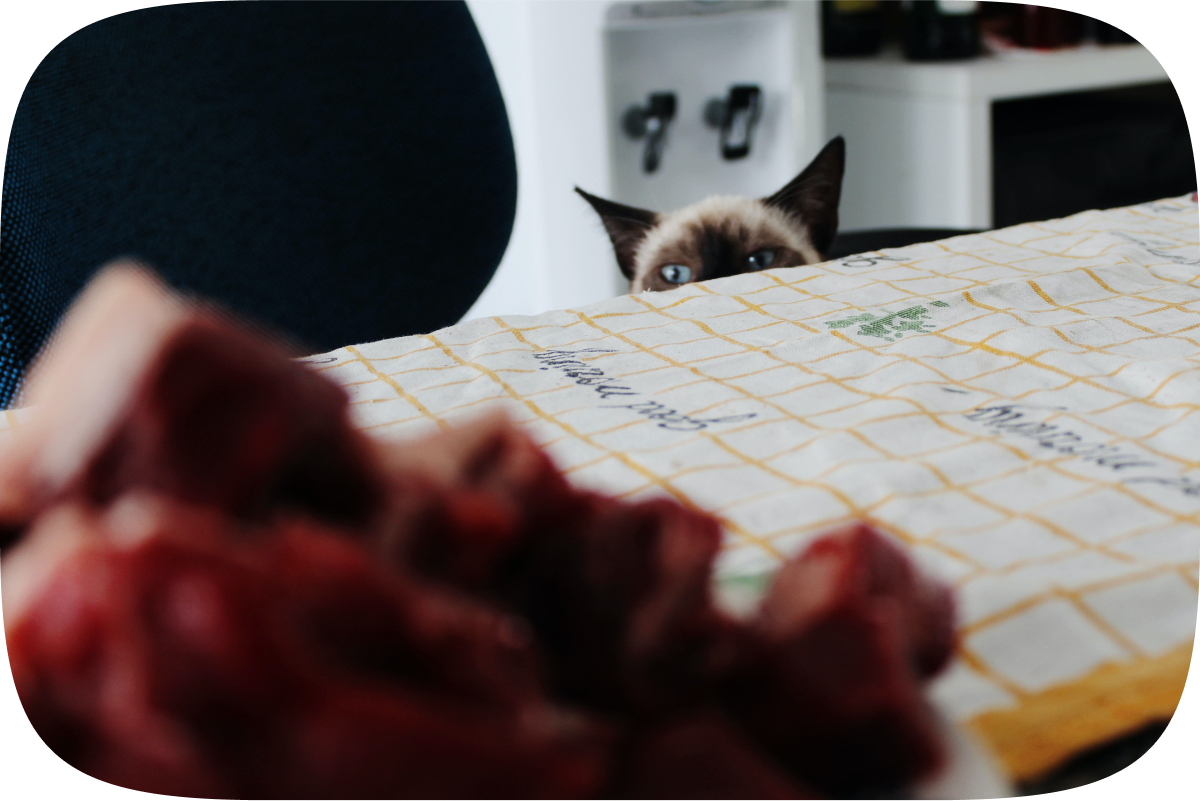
659;195;801;244
633;195;811;268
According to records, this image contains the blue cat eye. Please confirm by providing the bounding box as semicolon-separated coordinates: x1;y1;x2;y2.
746;249;776;271
659;264;693;284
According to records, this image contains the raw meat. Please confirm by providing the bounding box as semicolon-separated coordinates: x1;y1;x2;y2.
8;500;610;799
1;265;957;798
618;711;814;799
723;525;948;795
0;265;383;531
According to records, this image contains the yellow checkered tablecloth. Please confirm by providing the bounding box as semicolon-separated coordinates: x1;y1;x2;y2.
4;196;1197;780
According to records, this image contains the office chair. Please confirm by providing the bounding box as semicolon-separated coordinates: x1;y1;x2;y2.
826;228;982;261
1;1;517;407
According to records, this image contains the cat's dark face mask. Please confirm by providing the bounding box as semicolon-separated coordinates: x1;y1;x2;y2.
577;136;845;293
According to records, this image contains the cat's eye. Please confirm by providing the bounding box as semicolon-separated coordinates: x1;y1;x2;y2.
659;264;693;284
746;249;776;271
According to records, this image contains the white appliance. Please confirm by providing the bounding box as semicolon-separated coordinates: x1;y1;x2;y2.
604;1;825;212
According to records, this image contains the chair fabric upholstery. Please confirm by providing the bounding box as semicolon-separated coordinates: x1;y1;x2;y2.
0;0;516;407
826;228;982;261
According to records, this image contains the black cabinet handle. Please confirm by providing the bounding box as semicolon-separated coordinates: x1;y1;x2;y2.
622;92;677;173
704;84;762;160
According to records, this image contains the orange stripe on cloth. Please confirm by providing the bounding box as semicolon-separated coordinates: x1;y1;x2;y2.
967;640;1193;782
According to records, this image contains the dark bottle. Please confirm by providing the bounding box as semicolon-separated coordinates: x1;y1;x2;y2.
902;0;981;61
1013;5;1084;49
978;2;1019;45
821;0;886;57
1084;15;1137;43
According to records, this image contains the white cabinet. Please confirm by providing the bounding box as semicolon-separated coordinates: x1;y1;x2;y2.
826;44;1169;231
604;1;825;212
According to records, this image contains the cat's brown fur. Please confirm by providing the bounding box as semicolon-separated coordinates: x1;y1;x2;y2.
577;136;845;293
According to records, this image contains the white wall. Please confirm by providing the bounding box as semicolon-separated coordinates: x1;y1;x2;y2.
463;0;622;322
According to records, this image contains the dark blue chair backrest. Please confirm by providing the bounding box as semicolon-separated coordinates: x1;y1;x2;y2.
1;1;516;407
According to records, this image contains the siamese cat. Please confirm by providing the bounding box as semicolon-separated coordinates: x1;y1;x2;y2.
577;136;845;293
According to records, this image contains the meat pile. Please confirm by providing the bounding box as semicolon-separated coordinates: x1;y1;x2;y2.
1;265;956;799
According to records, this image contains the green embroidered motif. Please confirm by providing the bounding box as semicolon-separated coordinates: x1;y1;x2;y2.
714;572;773;617
825;300;950;342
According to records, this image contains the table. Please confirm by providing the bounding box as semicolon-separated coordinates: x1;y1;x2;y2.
4;194;1194;786
300;194;1200;785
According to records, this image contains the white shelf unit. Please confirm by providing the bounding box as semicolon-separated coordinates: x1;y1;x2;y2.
825;44;1170;231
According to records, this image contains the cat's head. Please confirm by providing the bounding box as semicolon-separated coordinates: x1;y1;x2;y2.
577;136;845;293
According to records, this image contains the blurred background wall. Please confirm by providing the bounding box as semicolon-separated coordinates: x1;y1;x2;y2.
465;1;617;320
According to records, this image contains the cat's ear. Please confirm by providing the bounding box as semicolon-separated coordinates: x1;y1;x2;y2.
763;136;845;256
575;188;659;279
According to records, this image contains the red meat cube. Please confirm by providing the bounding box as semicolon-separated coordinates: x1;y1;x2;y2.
618;711;814;799
722;524;952;795
374;413;584;590
0;265;385;533
758;524;955;679
372;420;735;718
264;517;546;713
493;495;727;716
83;318;384;526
